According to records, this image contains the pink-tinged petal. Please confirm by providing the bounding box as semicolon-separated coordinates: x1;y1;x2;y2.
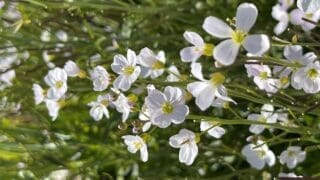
290;9;304;25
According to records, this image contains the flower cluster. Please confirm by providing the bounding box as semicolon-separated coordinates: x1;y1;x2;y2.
27;0;320;177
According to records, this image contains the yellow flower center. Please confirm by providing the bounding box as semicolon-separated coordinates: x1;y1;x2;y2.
134;142;143;150
287;150;295;157
307;68;318;80
305;13;313;19
55;81;64;89
259;71;268;80
101;99;109;106
123;66;135;75
210;72;225;86
258;116;267;123
231;30;247;44
256;150;266;158
152;60;165;70
128;94;138;103
78;70;87;78
202;43;214;56
58;100;66;108
162;102;174;114
280;76;289;86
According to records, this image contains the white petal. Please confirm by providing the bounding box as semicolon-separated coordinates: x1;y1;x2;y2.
213;39;240;66
140;145;148;162
249;124;265;134
290;9;304;25
208;126;226;138
113;75;131;91
284;45;303;61
236;3;258;32
265;150;276;167
243;35;270;56
171;105;189;124
111;55;127;73
297;0;320;13
183;31;204;46
179;143;198;165
191;62;204;81
127;49;137;65
202;16;233;38
180;47;203;62
187;81;208;98
274;21;288;35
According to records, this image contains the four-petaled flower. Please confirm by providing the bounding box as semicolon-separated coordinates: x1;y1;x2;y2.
88;94;113;121
122;135;148;162
169;129;199;165
203;3;270;65
279;146;306;169
241;140;276;170
145;86;189;128
180;31;214;62
111;49;141;91
44;67;68;100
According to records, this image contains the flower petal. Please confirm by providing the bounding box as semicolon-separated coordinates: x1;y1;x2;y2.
213;39;240;66
243;34;270;55
202;16;233;38
236;3;258;32
180;47;203;62
183;31;204;46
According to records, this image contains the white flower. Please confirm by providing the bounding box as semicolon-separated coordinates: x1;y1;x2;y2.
40;30;51;42
90;66;110;91
245;64;279;93
272;0;293;35
47;169;70;180
166;65;182;82
111;49;141;91
297;0;320;14
180;31;213;62
290;7;320;31
284;45;316;66
0;70;15;90
279;0;295;9
113;93;131;122
241;140;276;170
202;3;270;65
247;104;278;134
44;68;68;100
32;84;45;105
279;146;306;169
45;99;60;121
122;135;148;162
145;86;189;128
88;94;113;121
55;30;68;42
64;60;83;77
169;129;198;165
279;172;302;178
139;105;152;132
139;85;156;132
138;47;166;79
291;61;320;93
200;121;226;138
187;62;235;111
